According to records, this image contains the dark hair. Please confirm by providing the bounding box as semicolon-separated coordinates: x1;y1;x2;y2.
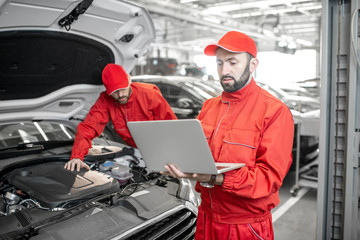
246;52;254;61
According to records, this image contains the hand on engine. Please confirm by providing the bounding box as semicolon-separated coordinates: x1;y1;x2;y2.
64;158;90;172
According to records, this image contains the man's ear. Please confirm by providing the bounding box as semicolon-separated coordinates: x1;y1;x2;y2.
249;58;259;73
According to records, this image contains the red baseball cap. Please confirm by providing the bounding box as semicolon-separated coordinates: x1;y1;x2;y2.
204;31;257;57
102;64;130;95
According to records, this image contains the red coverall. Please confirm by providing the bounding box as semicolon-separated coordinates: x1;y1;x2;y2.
70;82;177;160
195;79;294;240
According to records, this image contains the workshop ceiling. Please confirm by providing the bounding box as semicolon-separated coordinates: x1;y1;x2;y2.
133;0;322;54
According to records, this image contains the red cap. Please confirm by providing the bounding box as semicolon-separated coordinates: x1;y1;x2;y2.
204;31;257;57
102;64;130;95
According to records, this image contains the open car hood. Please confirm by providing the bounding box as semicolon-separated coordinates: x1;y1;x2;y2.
0;0;155;122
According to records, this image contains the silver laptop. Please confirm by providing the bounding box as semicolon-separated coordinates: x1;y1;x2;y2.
127;119;244;174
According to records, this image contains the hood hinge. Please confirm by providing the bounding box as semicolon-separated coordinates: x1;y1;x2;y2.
58;0;94;31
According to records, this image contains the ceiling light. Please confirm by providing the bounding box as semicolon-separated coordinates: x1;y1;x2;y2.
202;16;221;24
180;0;198;3
298;5;322;11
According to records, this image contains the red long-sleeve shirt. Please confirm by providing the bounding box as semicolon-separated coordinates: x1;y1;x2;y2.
70;82;177;160
195;79;294;224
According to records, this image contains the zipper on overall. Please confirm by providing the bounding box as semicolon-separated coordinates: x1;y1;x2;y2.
209;100;230;211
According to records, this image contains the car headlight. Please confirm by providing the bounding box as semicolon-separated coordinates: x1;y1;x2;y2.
167;178;200;207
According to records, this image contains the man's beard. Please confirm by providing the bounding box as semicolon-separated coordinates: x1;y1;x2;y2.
220;63;251;93
115;91;131;104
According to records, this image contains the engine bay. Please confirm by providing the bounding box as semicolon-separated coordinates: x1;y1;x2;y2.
0;143;195;240
0;161;120;215
0;145;145;217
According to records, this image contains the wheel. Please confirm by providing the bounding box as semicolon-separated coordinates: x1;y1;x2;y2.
290;185;299;197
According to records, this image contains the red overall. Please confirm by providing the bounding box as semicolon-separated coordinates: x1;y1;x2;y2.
195;79;294;240
70;82;177;160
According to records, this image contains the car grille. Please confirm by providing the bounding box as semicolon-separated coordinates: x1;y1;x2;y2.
14;211;31;227
123;208;197;240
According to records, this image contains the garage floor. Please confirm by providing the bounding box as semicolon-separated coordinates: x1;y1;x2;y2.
273;170;317;240
274;166;360;239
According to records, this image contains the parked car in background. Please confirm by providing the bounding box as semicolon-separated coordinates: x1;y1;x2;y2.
0;1;198;239
256;83;320;170
132;75;221;119
178;62;207;78
131;57;179;76
298;109;320;164
296;77;321;97
279;84;320;100
257;81;320;113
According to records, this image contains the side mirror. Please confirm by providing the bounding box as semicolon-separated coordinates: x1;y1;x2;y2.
175;98;194;109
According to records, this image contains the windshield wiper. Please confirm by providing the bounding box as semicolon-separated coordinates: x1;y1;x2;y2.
29;140;74;150
0;143;43;152
0;140;74;152
0;143;44;159
0;141;74;159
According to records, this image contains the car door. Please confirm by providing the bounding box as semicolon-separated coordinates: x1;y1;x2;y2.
155;83;195;118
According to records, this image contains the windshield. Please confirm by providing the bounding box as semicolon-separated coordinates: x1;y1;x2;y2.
0;122;75;148
192;81;222;97
281;87;318;99
181;81;221;101
257;82;289;100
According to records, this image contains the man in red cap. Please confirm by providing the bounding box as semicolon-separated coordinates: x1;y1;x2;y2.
163;31;294;239
65;63;177;171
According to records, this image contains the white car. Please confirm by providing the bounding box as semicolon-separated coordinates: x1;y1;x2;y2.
0;1;198;239
256;83;320;168
257;82;320;113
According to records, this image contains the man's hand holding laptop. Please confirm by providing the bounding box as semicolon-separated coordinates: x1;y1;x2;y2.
162;164;224;187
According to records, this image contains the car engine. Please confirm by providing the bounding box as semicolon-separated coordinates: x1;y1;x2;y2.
0;161;121;215
0;145;144;217
0;145;198;240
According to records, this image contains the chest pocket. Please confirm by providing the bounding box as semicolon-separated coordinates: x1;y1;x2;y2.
219;129;259;167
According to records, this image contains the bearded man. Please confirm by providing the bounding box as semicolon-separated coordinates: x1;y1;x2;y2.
65;63;177;171
163;31;294;240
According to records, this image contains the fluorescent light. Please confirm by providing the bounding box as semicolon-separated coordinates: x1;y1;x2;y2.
180;0;198;3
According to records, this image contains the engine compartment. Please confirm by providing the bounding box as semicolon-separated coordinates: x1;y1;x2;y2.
0;144;197;240
0;162;120;215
